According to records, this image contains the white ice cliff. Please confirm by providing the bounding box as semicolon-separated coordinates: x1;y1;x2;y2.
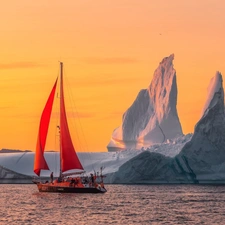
106;72;225;184
174;72;225;182
107;54;183;151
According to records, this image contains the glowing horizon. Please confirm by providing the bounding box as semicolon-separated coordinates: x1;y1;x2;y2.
0;1;225;152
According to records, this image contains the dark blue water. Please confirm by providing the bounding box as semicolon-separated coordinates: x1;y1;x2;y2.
1;184;225;224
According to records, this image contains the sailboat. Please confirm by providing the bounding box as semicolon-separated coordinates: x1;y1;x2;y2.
33;62;107;193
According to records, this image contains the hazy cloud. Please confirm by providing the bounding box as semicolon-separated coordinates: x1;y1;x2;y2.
74;76;144;87
0;62;44;69
0;106;14;110
51;111;95;119
81;57;139;64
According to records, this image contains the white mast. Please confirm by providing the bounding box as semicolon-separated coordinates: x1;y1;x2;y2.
59;62;63;179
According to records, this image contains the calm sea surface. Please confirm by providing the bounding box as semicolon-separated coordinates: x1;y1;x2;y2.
1;184;225;224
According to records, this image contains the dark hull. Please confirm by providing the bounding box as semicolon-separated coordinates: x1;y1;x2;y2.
36;183;107;193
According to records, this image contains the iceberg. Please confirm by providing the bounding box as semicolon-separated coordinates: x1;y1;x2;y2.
0;164;32;183
106;72;225;184
174;72;225;182
107;54;183;151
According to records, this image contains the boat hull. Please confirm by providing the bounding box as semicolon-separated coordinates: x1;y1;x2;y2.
35;182;107;193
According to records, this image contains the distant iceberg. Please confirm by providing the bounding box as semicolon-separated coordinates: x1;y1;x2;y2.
0;151;142;178
107;54;183;151
174;72;225;182
0;134;190;181
0;164;32;183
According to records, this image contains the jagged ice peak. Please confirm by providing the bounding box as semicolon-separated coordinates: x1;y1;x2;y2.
201;71;223;118
107;54;183;151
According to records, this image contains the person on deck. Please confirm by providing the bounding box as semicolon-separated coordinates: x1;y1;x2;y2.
50;172;53;183
90;173;94;186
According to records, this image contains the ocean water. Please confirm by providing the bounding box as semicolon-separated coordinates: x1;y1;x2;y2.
1;184;225;225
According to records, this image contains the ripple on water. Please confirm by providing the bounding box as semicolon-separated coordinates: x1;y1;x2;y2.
1;184;225;224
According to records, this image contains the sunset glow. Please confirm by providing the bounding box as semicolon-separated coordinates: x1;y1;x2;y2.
0;1;225;152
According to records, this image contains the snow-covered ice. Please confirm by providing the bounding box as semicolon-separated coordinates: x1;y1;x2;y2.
0;133;191;180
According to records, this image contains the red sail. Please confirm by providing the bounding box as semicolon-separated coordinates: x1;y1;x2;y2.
34;78;58;176
60;65;84;172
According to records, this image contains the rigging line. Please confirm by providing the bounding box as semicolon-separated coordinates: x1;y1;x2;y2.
63;68;96;172
63;68;83;148
63;69;83;152
64;71;94;170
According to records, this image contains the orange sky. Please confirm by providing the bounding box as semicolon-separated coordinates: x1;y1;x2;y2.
0;0;225;152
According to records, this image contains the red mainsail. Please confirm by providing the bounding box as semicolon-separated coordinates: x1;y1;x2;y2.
34;78;58;176
60;63;84;172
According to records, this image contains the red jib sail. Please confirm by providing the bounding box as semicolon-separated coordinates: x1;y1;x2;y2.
60;63;84;172
34;78;58;176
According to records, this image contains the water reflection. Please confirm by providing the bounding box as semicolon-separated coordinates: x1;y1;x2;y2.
0;184;225;224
